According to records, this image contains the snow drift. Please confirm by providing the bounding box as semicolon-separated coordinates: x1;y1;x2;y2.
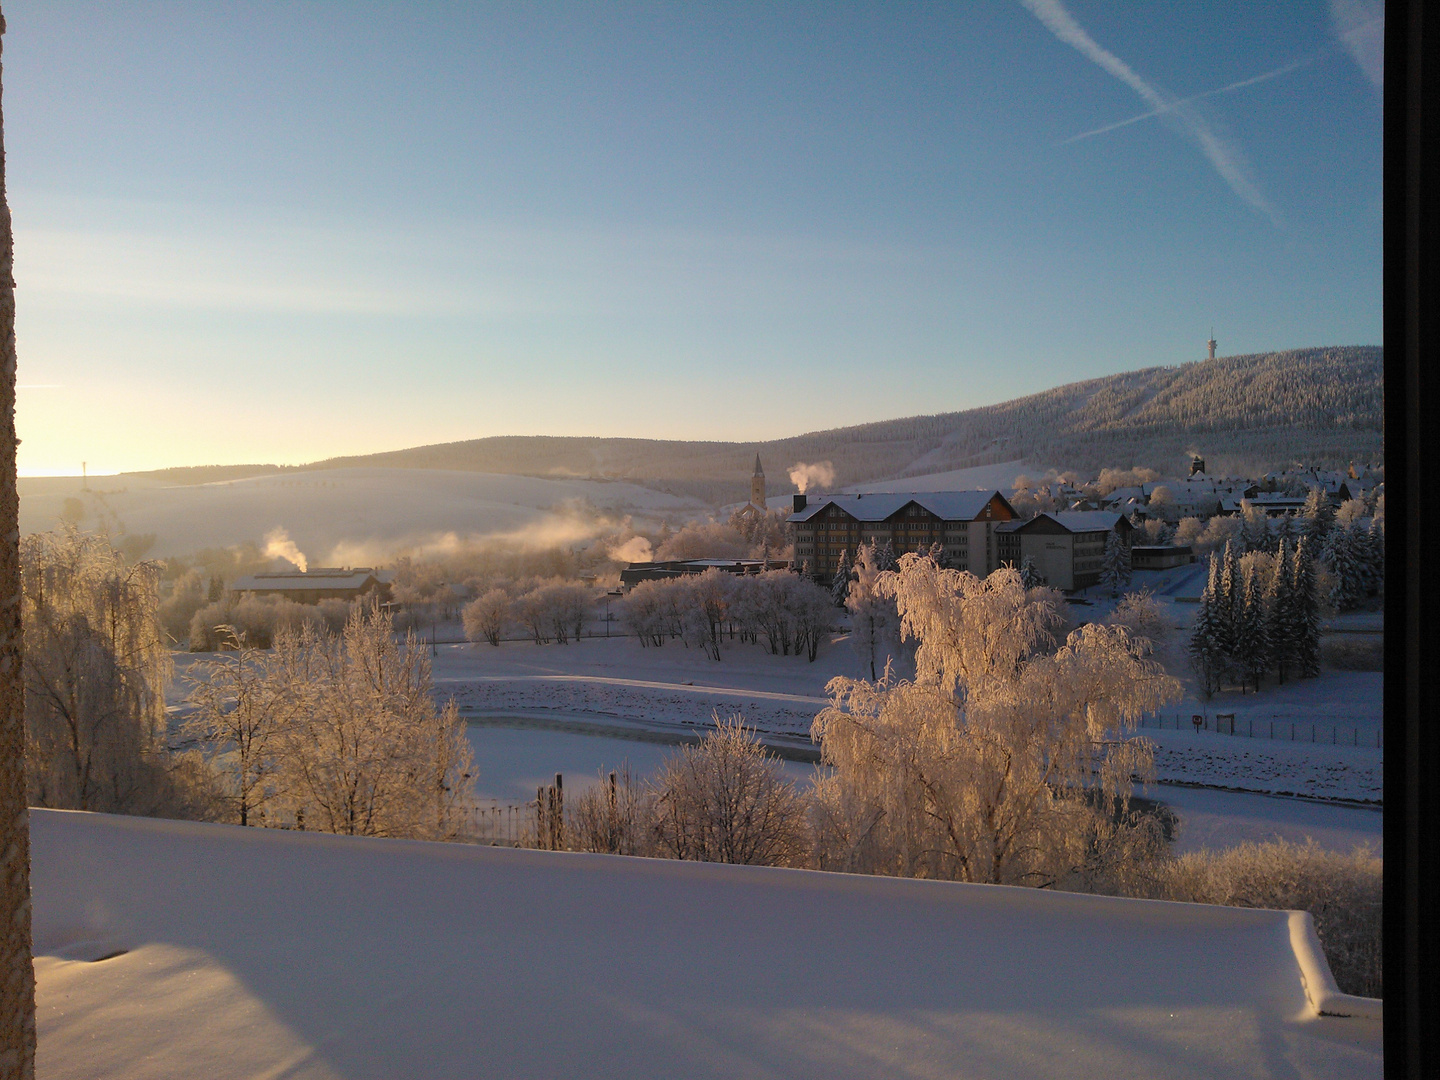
31;809;1380;1079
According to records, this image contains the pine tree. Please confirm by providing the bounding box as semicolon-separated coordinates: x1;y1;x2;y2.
1216;539;1240;667
1239;501;1269;553
1323;522;1365;612
830;548;853;606
1188;553;1225;697
1364;517;1385;599
1300;487;1334;549
875;539;898;572
1018;556;1045;590
1292;537;1322;678
1273;511;1295;555
1233;567;1269;693
1266;539;1297;684
1099;531;1132;597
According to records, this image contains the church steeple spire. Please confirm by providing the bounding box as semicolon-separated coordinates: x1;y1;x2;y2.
751;455;766;509
753;454;764;478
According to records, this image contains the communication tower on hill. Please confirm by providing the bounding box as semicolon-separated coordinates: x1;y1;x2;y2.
1207;329;1217;362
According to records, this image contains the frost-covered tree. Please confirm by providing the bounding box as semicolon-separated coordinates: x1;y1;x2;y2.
651;714;806;866
1233;568;1269;693
183;630;300;826
1266;540;1298;684
812;557;1179;889
1017;556;1045;590
1239;500;1270;553
1292;538;1322;678
875;539;898;572
1188;554;1227;697
830;548;853;606
1105;588;1167;648
846;541;901;680
21;529;213;818
1362;518;1384;599
1099;531;1131;597
275;606;475;840
462;587;511;646
1322;522;1367;612
1217;540;1240;662
1300;487;1335;547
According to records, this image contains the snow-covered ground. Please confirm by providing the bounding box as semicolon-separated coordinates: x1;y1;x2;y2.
30;809;1381;1080
842;460;1029;494
20;467;702;561
1149;784;1382;855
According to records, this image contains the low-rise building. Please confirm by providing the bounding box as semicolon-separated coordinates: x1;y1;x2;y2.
230;567;393;605
995;511;1132;592
1130;544;1195;570
618;558;786;591
789;490;1018;581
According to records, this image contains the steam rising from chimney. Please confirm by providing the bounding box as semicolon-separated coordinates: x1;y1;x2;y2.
608;536;654;563
263;527;308;572
788;461;835;494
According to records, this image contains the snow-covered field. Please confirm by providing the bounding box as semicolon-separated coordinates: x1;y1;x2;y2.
1150;784;1382;855
30;808;1381;1080
20;467;701;560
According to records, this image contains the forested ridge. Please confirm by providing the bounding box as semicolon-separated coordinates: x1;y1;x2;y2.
134;347;1382;502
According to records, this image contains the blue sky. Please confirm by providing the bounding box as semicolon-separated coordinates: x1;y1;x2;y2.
6;1;1383;475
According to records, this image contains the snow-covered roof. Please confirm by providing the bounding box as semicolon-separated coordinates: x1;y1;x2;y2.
232;568;380;592
789;490;1009;523
30;810;1381;1080
998;511;1126;535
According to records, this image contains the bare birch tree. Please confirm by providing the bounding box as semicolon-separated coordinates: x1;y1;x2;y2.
0;9;37;1072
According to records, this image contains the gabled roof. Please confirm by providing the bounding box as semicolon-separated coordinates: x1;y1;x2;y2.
789;490;1011;524
232;569;380;592
997;511;1127;535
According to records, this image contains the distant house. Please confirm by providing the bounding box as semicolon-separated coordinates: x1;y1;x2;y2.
995;511;1132;592
788;490;1018;581
618;559;787;591
1130;544;1195;570
230;567;393;605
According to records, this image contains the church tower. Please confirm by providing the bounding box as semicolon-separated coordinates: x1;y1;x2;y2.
751;454;766;509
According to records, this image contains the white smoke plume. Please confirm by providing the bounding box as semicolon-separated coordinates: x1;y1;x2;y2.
788;461;836;494
263;527;308;572
608;536;654;564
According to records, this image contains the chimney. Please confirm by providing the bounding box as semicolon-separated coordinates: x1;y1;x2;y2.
793;493;807;512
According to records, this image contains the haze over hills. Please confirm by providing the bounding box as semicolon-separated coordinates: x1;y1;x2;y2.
128;346;1381;505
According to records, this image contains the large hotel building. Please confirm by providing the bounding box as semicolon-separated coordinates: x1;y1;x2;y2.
788;490;1018;580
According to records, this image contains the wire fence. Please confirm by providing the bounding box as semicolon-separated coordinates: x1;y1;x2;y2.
460;799;535;847
1136;712;1381;748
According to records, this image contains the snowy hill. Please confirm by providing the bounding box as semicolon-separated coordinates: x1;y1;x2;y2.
122;346;1377;504
19;467;701;562
32;809;1379;1080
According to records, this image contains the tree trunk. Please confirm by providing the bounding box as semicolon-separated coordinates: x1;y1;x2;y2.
0;9;38;1077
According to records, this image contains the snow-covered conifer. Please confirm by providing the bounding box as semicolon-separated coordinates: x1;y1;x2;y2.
1239;500;1269;553
1300;487;1335;547
1292;537;1322;678
1363;518;1385;598
1323;522;1366;612
1265;540;1297;684
1099;531;1131;597
1232;568;1269;693
830;549;853;606
1188;554;1225;697
1018;556;1045;590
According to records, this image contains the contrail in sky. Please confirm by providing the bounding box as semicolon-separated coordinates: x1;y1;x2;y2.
1059;56;1317;146
1018;0;1276;222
